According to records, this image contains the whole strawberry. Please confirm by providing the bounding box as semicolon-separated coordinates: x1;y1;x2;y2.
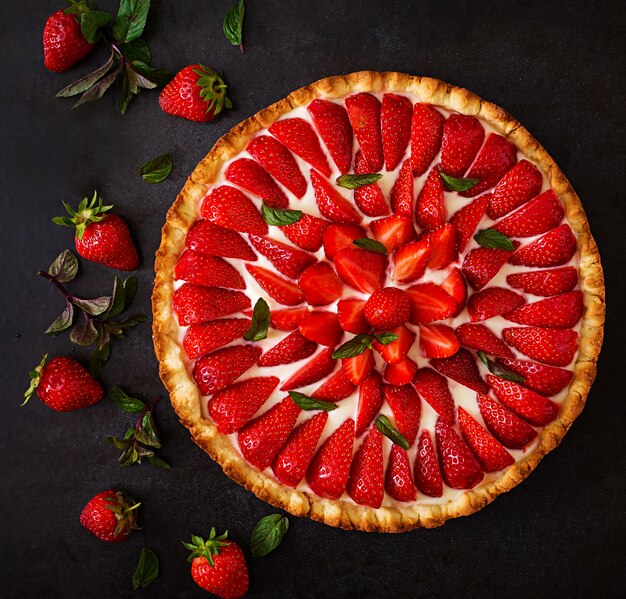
53;192;139;271
184;529;249;598
80;490;140;542
159;65;232;122
23;355;103;412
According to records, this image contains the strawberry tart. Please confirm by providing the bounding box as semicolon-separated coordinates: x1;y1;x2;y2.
153;72;605;531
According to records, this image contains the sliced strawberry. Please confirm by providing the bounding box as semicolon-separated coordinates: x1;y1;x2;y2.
363;288;411;330
385;445;417;502
415;166;446;231
298;311;344;346
370;213;417;252
246;264;305;306
496;358;573;397
248;235;316;279
268;117;331;176
246;134;307;198
414;430;443;497
174;250;245;289
390;159;414;216
353;151;389;216
383;384;421;444
440;114;485;177
225;157;288;209
334;248;387;294
201;186;267;235
322;223;366;260
183;318;251;359
492;190;564;238
310;169;362;224
487;160;543;219
372;325;415;365
510;224;577;267
406;282;457;324
257;330;317;367
298;262;343;306
193;345;262;395
381;93;413;171
347;426;384;508
457;407;514;472
424;223;457;270
505;291;583;329
410;103;444;176
430;348;489;393
306;418;355;499
502;327;578;367
312;368;355;401
419;324;461;359
456;323;514;358
462;247;513;291
267;307;310;330
337;299;369;334
355;371;383;436
461;133;517;197
392;236;432;284
342;349;375;385
441;268;467;314
345;93;383;172
186;220;257;261
412;368;455;424
307;99;353;174
173;284;251;326
477;393;537;449
467;287;526;322
507;267;578;297
383;357;418;386
281;213;330;252
280;347;336;390
435;418;483;489
450;194;490;253
208;376;279;434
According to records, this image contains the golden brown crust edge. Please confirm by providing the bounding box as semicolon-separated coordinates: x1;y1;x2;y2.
152;71;605;533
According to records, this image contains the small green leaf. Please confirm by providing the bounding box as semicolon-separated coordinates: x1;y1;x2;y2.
107;435;132;450
106;277;126;319
261;204;303;226
139;153;173;184
223;0;245;50
56;51;114;98
113;0;151;43
474;229;515;251
375;415;409;450
250;514;289;558
48;249;79;282
112;387;145;413
440;171;480;192
73;296;113;316
476;351;525;382
243;298;270;341
332;334;373;359
287;391;338;411
140;411;161;448
119;445;140;466
119;38;151;64
72;63;123;109
124;276;138;305
80;10;112;44
353;238;387;255
89;340;111;377
70;319;98;346
336;173;383;189
45;302;74;335
146;455;171;469
132;548;159;590
373;331;399;346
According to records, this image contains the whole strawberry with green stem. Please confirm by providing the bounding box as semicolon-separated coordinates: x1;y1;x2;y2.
80;490;140;542
53;192;139;271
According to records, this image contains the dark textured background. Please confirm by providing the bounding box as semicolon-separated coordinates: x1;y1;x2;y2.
1;1;624;597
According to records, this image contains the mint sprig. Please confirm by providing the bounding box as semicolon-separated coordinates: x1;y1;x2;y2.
332;332;398;359
244;298;270;341
223;0;245;52
474;229;515;251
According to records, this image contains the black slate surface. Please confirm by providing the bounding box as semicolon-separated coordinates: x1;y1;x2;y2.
1;1;625;597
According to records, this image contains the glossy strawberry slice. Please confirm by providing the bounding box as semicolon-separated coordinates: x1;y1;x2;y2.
467;287;525;322
392;236;432;284
248;235;316;279
419;324;461;359
201;186;267;235
173;284;251;326
281;214;330;252
413;367;455;424
415;167;446;231
441;267;467;314
507;267;578;297
406;282;457;324
456;323;514;358
267;307;310;331
194;345;262;395
462;247;513;291
364;288;411;330
322;223;366;260
353;151;389;217
440;114;485;177
345;93;383;172
246;134;307;198
183;318;251;359
337;299;369;334
246;264;305;306
424;223;457;270
381;93;413;171
461;133;517;197
298;311;344;347
334;248;387;294
174;250;245;289
307;99;353;174
383;384;421;444
280;347;336;390
390;160;414;216
355;372;383;436
435;419;483;489
477;393;537;449
503;327;578;367
414;430;443;497
385;445;417;502
347;426;384;508
312;368;355;401
342;349;375;385
457;407;514;472
370;213;417;252
383;357;418;386
268;118;331;176
505;291;583;328
410;103;444;176
257;330;317;367
298;262;343;306
487;160;543;219
430;348;489;393
510;224;577;267
186;220;257;261
310;169;362;224
225;157;288;209
450;194;490;253
492;190;564;237
208;376;279;434
372;325;415;365
307;418;355;499
496;358;573;397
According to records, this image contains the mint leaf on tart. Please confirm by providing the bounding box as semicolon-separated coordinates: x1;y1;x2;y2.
139;153;173;183
336;173;382;189
244;298;270;341
477;350;525;382
440;171;480;192
353;238;387;254
287;391;338;411
375;415;409;450
223;0;245;52
474;229;516;251
332;332;398;358
261;204;303;226
250;514;289;558
132;547;159;590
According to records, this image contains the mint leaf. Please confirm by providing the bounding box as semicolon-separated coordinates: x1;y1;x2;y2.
261;204;303;226
48;249;79;282
56;52;115;98
80;10;112;44
336;173;382;189
140;410;161;448
73;296;112;316
140;153;173;184
72;63;123;109
113;0;151;43
288;391;338;411
375;415;409;450
119;38;151;64
477;351;525;382
112;387;145;413
70;319;98;346
250;514;289;558
373;331;399;346
223;0;245;51
474;229;515;251
440;171;480;192
353;238;387;255
89;339;111;376
332;334;373;359
45;302;74;335
132;548;159;590
244;298;270;341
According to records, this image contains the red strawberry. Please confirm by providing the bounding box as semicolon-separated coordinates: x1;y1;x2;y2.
282;213;330;252
312;368;355;400
23;355;103;412
159;65;232;123
392;236;432;283
353;151;389;216
364;287;411;330
186;220;256;261
487;160;543;219
334;248;387;294
462;247;513;291
342;349;375;385
430;348;489;393
43;7;94;73
424;223;457;270
201;186;267;235
307;418;355;499
257;330;317;366
435;419;484;489
267;307;310;330
381;93;413;171
372;325;415;365
457;408;514;472
345;93;383;172
347;427;384;508
414;430;443;497
194;345;263;395
323;223;366;260
384;357;418;386
174;251;245;289
80;490;140;543
183;318;251;359
299;311;344;346
337;299;369;334
225;158;288;209
505;291;583;328
406;282;457;324
383;384;421;444
246;135;307;198
370;213;417;252
281;347;336;390
467;287;525;322
268;118;331;176
487;375;559;426
440;114;485;177
461;133;517;197
246;264;305;305
412;368;455;424
390;160;414;215
510;224;577;267
456;323;514;358
441;267;467;314
419;323;461;359
415;167;446;231
173;284;251;326
496;358;573;397
310;170;362;224
492;189;564;237
355;372;383;436
385;445;417;502
503;327;578;367
248;235;315;279
507;267;578;297
450;194;490;253
272;412;328;487
298;262;343;306
307;99;353;174
410;103;445;176
477;393;537;449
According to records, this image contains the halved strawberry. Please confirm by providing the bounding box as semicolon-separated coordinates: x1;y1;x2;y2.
355;371;383;436
385;444;417;502
334;248;387;294
347;426;384;508
496;358;573;397
415;166;446;231
410;103;444;176
298;262;343;306
257;330;317;367
186;220;257;261
467;287;526;322
412;367;455;424
193;345;262;395
225;157;288;209
267;307;310;331
383;384;421;444
441;268;467;314
201;186;267;235
406;282;457;324
322;223;366;260
183;318;251;359
174;251;245;289
337;299;369;334
430;348;489;393
248;235;315;279
173;284;251;326
456;323;514;358
208;376;279;433
298;311;344;346
487;160;543;219
370;213;417;252
419;324;460;359
435;418;483;489
364;288;411;330
477;393;537;449
312;368;355;401
414;430;443;497
461;133;517;197
390;159;414;216
307;418;355;499
345;93;383;172
280;347;337;390
307;99;353;174
342;349;375;385
281;214;330;252
440;114;485;177
353;151;389;216
381;93;413;171
502;327;578;367
507;267;578;297
383;357;418;386
246;264;305;305
424;223;457;270
268;117;331;176
392;236;432;284
310;169;362;224
505;291;583;328
510;224;577;267
450;194;490;253
372;325;415;365
462;247;513;291
492;190;564;238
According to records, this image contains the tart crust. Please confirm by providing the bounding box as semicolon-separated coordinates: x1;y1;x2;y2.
152;71;605;532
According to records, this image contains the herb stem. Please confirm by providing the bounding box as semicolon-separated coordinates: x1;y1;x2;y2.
38;271;73;300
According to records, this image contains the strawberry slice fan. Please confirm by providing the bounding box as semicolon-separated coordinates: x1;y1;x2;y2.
153;71;605;532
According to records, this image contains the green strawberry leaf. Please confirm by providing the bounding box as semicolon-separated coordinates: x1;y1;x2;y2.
250;514;289;558
112;387;145;413
477;351;525;382
287;391;338;411
474;229;515;251
45;302;74;335
261;204;303;226
332;334;374;359
223;0;245;51
353;238;387;255
375;415;409;450
336;173;383;189
244;298;270;341
140;153;173;184
48;249;79;282
440;171;480;192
